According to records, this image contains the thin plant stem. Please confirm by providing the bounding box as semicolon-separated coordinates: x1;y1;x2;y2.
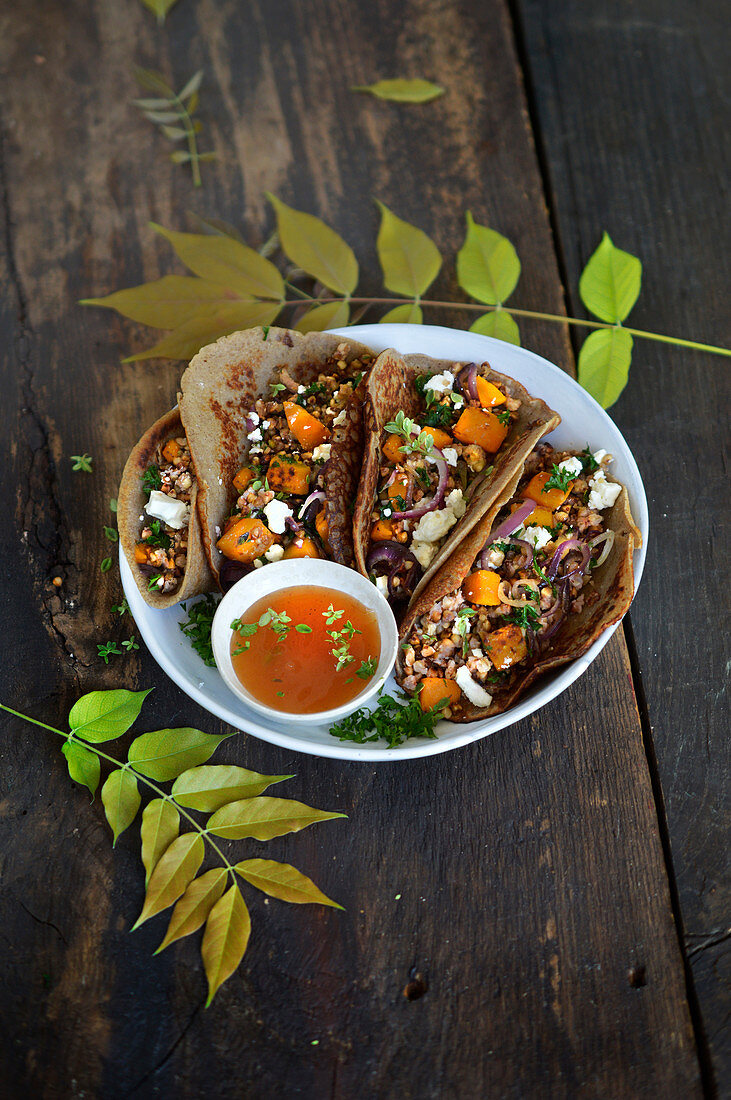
170;90;202;188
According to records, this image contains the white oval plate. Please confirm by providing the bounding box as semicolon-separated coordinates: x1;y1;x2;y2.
121;324;649;762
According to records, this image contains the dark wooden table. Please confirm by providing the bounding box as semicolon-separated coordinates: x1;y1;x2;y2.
1;1;727;1096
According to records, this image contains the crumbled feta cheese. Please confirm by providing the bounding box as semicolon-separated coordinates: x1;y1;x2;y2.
455;666;493;708
484;547;505;569
522;525;553;551
247;427;262;443
470;647;485;658
423;370;455;395
297;385;306;394
333;409;347;427
424;620;437;634
253;558;264;568
262;420;270;429
593;449;609;465
144;490;189;530
382;506;392;518
588;471;621;510
312;443;331;462
442;447;459;467
375;575;389;596
557;456;582;478
247;412;260;426
249;446;263;455
445;488;466;518
412;509;457;544
262;499;293;534
412;541;438;569
264;544;285;562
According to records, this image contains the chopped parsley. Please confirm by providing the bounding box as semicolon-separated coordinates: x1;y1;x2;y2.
356;656;378;680
455;606;478;657
179;594;220;665
543;464;575;493
329;690;446;749
495;409;511;426
262;325;270;340
505;605;541;631
143;520;171;550
579;445;599;473
142;464;162;493
422;402;453;429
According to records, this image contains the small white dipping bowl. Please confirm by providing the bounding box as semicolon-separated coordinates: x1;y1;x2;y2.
210;559;399;725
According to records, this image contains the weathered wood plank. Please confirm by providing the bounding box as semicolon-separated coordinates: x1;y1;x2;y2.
0;0;703;1096
513;0;730;1088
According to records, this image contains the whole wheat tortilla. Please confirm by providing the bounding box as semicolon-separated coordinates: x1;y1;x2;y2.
397;472;641;720
118;408;215;609
178;326;376;585
353;349;561;605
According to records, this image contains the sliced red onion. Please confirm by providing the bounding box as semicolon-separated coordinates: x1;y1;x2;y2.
366;541;422;601
284;515;302;533
390;446;449;520
456;362;478;402
480;499;535;562
547;538;590;581
588;529;615;567
244;415;257;432
298;489;326;519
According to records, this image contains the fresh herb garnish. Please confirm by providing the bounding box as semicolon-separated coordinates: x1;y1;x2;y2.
495;409;511;426
100;557;113;573
532;559;556;593
295;624;313;633
422;402;453;429
71;453;93;473
415;465;431;489
455;606;478;657
544;464;574;493
122;636;140;652
179;594;220;666
384;412;434;459
112;597;130;617
323;604;344;626
269;381;287;396
143;519;171;549
505;605;541;631
147;574;163;591
109;498;118;513
103;525;118;542
579;445;599;472
329;689;446;749
142;464;162;492
262;325;270;340
97;641;122;664
356;656;377;680
327;619;361;672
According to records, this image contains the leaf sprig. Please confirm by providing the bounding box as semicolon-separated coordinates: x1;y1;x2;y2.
0;691;345;1005
82;197;730;407
134;69;215;187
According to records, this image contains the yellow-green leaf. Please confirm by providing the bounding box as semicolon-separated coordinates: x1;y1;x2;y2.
470;310;521;345
101;768;141;846
171;765;293;812
379;302;423;324
80;277;238;330
266;194;358;295
201;885;251;1006
579;232;642;324
132;832;204;930
295;300;350;332
122;301;281;362
140;797;180;884
207;796;346;841
155;868;227;953
351;78;444;104
235;859;343;908
68;689;152;744
457;212;521;305
375;201;442;298
577;327;633;409
62;740;100;796
152;224;284;301
139;0;180;23
128;728;231;782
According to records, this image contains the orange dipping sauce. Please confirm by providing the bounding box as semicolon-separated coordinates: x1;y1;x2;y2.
230;586;381;714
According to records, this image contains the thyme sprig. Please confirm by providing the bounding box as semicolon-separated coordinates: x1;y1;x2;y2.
134;68;216;188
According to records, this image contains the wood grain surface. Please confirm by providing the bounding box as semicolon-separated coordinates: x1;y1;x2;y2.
0;0;717;1096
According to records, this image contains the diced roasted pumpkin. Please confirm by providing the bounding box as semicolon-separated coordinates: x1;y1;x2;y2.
216;516;275;563
421;425;453;450
283;401;330;450
485;623;528;670
511;499;554;527
371;518;395;542
382;433;405;464
524;471;573;510
134;543;151;564
462;569;502;606
315;505;331;555
232;466;254;493
267;455;311;495
453;407;508;453
282;536;321;559
418;677;461;712
161;438;182;463
386;473;410;502
475;376;506;408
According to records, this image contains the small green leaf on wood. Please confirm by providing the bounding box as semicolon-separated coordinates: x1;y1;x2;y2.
139;0;180;23
128;728;230;782
375;201;442;298
151;224;284;301
266;194;358;295
101;768;141;846
171;765;293;812
235;859;343;908
62;740;100;797
351;78;444;104
201;884;251;1006
132;832;205;930
141;797;180;884
122;301;282;362
577;327;633;409
155;868;227;954
470;310;521;345
379;302;423;324
207;796;346;841
457;211;521;305
579;232;642;324
296;300;350;333
82;276;246;329
69;688;152;744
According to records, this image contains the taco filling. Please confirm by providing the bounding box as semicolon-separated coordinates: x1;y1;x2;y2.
365;364;521;602
399;443;625;718
215;347;370;586
134;434;195;596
